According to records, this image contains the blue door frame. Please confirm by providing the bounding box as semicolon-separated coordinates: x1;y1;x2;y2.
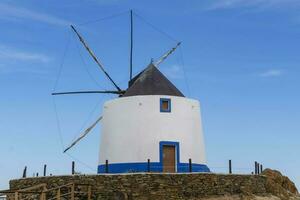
159;141;179;172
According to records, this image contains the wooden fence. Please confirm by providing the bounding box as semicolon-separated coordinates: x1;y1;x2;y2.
0;182;92;200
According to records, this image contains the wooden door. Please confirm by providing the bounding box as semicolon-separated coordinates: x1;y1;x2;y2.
163;145;176;172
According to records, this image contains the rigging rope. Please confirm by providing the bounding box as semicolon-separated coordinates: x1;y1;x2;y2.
132;10;191;97
70;30;112;142
71;33;113;96
53;30;71;91
52;96;65;152
133;11;179;43
71;97;103;142
53;92;101;173
53;28;113;143
52;29;102;172
65;152;96;173
133;11;190;97
53;94;100;173
52;29;72;151
78;10;130;26
72;33;102;88
179;46;191;97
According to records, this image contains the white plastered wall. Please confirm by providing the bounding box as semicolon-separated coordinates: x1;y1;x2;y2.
99;95;206;165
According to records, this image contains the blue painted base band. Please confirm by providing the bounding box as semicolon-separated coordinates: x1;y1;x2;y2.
98;141;210;173
97;162;210;173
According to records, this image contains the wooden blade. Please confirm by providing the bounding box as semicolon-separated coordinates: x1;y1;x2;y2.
52;90;124;96
70;25;122;92
64;116;103;153
154;42;181;67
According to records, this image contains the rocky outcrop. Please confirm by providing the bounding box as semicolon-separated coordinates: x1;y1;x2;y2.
262;169;299;200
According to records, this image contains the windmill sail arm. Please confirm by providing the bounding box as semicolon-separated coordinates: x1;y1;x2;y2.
70;25;122;92
63;116;103;153
52;90;125;96
154;42;181;67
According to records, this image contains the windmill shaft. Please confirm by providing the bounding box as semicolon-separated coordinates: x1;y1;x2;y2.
64;116;103;153
130;10;133;80
70;25;122;92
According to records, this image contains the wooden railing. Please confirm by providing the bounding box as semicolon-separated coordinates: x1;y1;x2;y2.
0;182;92;200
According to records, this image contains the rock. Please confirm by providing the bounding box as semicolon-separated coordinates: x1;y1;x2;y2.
262;168;299;199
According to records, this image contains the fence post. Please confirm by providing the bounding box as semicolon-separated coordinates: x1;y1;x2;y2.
22;166;27;178
40;192;46;200
36;173;39;177
147;159;150;172
254;161;257;175
40;185;46;200
14;192;18;200
258;163;260;174
105;160;109;173
72;161;75;175
57;188;61;200
189;158;192;172
87;185;92;200
71;183;75;200
43;164;47;176
229;160;232;174
260;164;263;173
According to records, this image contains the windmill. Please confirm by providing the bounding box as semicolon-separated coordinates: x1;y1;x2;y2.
53;11;209;173
53;11;180;154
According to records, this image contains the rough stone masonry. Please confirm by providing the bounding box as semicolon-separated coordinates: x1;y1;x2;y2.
7;169;299;200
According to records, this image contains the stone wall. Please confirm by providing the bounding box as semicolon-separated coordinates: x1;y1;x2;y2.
9;173;270;200
8;169;300;200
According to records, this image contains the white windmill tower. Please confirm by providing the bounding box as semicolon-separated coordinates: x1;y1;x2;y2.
53;11;210;173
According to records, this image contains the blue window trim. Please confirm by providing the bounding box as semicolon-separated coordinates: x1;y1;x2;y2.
160;98;171;112
97;141;210;173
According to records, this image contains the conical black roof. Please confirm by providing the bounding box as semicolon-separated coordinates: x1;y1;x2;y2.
122;63;184;97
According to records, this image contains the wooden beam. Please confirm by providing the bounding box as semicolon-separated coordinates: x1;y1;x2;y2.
57;188;61;200
14;192;18;200
87;186;92;200
71;184;75;200
70;25;122;92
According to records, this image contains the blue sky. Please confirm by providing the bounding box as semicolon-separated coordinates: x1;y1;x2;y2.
0;0;300;190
